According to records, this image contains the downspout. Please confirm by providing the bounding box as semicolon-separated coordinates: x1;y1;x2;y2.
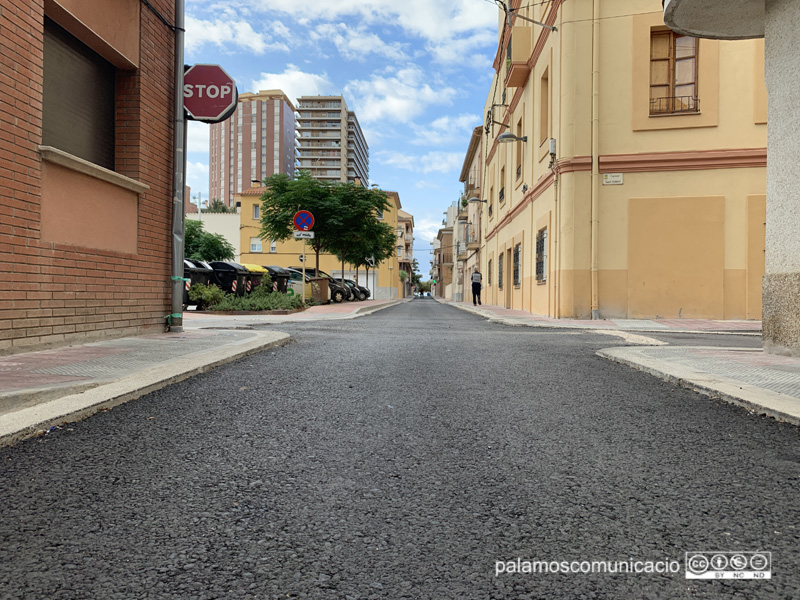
170;0;186;331
590;0;600;319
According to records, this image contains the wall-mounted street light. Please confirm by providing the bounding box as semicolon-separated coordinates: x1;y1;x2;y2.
497;132;527;144
468;197;488;203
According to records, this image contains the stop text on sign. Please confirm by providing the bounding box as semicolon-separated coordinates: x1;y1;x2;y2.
184;83;234;99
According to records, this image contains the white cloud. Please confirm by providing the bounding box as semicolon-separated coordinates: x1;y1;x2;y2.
187;121;210;154
345;67;456;124
410;113;480;147
414;180;443;190
251;65;333;104
312;23;409;61
378;150;463;174
426;29;497;66
186;161;210;199
184;15;289;55
218;0;498;42
414;216;446;245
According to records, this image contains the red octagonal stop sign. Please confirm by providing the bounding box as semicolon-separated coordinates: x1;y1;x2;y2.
183;64;238;123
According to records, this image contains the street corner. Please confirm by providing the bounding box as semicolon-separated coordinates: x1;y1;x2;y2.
597;345;800;427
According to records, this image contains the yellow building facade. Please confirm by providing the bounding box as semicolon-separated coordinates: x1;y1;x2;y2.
236;187;407;300
476;0;767;320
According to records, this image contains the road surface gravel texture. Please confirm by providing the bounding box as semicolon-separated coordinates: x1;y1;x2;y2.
0;300;798;599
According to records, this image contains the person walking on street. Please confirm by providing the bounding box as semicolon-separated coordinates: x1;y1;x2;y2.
471;269;482;305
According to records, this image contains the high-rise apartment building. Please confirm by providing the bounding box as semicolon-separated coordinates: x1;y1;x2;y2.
209;90;296;206
296;96;369;185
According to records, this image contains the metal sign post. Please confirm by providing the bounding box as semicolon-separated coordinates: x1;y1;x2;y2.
293;211;315;303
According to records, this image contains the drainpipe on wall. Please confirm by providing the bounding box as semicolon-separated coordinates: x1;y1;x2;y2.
170;0;186;332
590;0;600;320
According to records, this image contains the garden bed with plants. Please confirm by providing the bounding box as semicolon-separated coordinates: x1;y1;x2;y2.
188;279;307;313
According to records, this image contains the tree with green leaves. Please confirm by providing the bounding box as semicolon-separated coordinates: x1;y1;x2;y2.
325;181;395;288
204;198;235;214
259;171;343;272
185;219;235;262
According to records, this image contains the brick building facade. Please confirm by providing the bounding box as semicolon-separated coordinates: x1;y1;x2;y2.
0;0;177;354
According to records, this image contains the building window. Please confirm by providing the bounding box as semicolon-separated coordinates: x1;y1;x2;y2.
536;228;548;283
42;18;116;170
488;259;492;286
253;204;260;219
650;30;698;114
270;240;277;253
377;209;384;220
250;237;262;252
498;253;504;289
539;67;550;145
513;243;522;286
499;167;506;204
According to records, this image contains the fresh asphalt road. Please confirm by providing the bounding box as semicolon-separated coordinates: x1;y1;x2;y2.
1;300;798;600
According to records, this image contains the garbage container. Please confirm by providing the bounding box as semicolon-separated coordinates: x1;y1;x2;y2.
208;261;249;296
309;277;329;304
183;259;213;305
264;265;291;293
239;263;269;293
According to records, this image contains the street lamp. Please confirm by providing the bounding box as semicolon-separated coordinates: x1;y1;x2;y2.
497;132;527;143
468;197;488;203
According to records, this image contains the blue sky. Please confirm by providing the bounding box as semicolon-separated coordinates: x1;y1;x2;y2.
183;0;500;267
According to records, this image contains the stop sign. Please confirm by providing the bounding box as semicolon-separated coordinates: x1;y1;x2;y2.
183;64;238;123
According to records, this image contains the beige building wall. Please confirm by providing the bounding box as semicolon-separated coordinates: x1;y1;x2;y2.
475;0;766;320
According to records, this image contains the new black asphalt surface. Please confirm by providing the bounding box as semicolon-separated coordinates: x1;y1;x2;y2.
1;299;798;599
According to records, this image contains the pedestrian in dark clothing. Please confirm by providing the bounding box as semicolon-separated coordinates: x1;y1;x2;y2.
471;269;482;305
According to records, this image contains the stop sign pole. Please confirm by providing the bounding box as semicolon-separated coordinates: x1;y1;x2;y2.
170;62;238;333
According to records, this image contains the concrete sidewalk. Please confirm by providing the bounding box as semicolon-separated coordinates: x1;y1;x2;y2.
0;298;404;446
440;297;800;426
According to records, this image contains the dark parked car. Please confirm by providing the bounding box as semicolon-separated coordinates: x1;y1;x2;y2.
342;278;369;301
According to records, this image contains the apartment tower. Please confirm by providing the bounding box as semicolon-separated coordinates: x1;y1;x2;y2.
296;95;369;185
209;90;296;207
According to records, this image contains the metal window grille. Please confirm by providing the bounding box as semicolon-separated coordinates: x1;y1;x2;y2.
499;187;505;203
513;243;521;286
498;253;504;289
488;260;492;287
536;229;547;282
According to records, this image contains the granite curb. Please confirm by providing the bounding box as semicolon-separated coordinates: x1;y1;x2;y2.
598;346;800;426
0;331;291;447
437;297;762;335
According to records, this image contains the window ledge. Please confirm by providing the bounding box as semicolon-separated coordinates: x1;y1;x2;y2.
39;146;150;194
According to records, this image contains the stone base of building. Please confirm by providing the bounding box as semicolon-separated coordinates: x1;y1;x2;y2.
762;272;800;356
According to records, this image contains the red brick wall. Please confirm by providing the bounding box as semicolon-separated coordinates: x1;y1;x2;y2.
0;0;176;354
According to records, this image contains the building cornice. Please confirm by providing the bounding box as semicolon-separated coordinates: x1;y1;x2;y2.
599;147;767;172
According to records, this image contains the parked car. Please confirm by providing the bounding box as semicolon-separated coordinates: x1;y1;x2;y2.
342;279;369;301
289;267;350;303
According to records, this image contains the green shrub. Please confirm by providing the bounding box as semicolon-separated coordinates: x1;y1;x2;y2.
189;280;304;312
188;283;225;308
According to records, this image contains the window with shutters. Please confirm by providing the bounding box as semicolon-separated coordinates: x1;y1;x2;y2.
42;17;116;170
650;30;699;115
513;243;522;287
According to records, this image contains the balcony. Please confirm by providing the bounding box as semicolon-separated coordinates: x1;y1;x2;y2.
442;251;453;266
456;242;468;261
457;204;468;221
466;232;480;251
505;27;532;88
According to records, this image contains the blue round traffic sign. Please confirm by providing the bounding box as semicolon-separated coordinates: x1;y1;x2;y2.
293;210;314;231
